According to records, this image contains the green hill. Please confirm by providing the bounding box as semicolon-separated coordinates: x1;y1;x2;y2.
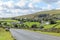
14;10;60;19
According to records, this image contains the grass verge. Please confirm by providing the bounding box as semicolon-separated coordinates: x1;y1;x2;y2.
0;28;14;40
35;31;60;37
24;29;60;37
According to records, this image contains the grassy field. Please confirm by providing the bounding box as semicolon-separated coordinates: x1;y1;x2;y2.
55;25;60;28
56;20;60;23
36;31;60;37
44;20;60;29
43;24;56;29
24;20;60;29
0;19;60;37
24;22;40;27
24;20;60;36
0;28;13;40
0;19;19;22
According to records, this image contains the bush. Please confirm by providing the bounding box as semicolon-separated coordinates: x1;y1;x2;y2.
20;24;25;28
50;28;60;33
41;28;60;33
50;20;56;24
24;25;29;29
5;27;10;31
40;26;44;29
31;24;37;28
20;24;29;29
3;22;7;25
14;24;18;28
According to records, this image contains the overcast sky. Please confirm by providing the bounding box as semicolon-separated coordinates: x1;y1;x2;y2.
0;0;60;18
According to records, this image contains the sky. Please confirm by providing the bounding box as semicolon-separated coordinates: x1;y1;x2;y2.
0;0;60;18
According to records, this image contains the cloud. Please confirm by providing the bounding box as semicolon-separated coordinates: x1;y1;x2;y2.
16;0;26;7
30;0;42;3
42;4;53;10
56;1;60;7
28;3;34;8
0;6;3;10
1;0;10;2
3;1;14;8
0;0;60;18
42;0;59;4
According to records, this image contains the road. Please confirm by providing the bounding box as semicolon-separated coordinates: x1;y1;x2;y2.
10;29;60;40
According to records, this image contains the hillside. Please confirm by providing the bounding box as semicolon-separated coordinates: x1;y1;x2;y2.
14;10;60;19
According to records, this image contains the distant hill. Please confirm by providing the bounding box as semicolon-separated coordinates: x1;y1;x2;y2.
13;10;60;19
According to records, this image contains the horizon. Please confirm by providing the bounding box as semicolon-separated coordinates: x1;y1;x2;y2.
0;0;60;18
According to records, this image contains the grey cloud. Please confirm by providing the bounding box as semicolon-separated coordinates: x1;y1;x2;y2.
13;5;42;10
42;0;59;4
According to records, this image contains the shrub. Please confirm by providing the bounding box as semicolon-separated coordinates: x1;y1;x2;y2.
20;24;28;29
20;24;25;28
14;24;18;28
24;25;29;29
50;20;56;24
31;24;37;28
40;26;44;29
3;22;7;25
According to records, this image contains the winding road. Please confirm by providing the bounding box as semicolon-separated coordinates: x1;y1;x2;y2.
10;29;60;40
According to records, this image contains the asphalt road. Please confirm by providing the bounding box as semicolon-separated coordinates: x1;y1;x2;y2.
10;29;60;40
